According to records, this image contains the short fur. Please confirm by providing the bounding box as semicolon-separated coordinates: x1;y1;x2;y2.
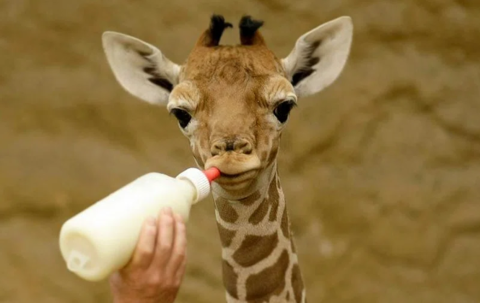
102;14;354;303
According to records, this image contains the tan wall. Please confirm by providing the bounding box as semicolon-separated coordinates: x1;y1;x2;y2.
1;0;480;302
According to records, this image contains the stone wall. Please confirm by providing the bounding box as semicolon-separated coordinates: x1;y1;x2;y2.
1;0;479;302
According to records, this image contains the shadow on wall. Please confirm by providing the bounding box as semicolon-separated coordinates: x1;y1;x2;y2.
1;0;480;302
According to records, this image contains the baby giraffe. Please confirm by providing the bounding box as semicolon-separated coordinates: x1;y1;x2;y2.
102;15;353;303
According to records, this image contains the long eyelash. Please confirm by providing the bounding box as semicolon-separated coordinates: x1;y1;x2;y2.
274;99;297;109
169;107;191;115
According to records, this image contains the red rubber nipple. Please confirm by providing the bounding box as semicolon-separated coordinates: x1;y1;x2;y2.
203;167;221;183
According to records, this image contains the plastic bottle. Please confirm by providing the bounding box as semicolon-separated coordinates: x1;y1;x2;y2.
59;167;220;282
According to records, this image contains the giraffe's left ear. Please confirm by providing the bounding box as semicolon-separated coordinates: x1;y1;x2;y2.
282;16;353;98
102;32;180;105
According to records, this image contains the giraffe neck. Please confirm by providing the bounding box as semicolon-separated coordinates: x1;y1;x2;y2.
213;164;306;303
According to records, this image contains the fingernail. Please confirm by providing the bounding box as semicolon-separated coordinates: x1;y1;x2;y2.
174;214;184;223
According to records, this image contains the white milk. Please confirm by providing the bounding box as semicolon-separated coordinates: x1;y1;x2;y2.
59;167;219;281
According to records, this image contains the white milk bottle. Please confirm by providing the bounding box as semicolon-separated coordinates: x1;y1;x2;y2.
59;167;220;282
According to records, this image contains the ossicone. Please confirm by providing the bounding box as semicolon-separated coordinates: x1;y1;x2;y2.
239;15;265;46
198;14;233;47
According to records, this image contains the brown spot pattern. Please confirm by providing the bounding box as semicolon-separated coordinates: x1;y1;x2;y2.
216;222;236;247
245;250;289;301
267;147;278;166
239;190;261;206
248;198;269;225
232;232;279;267
269;200;279;222
291;263;304;303
216;197;239;223
268;177;280;221
260;150;268;161
222;260;238;299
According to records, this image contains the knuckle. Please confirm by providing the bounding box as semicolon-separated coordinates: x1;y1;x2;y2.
159;242;172;252
147;275;162;287
123;271;143;284
146;276;179;292
175;250;186;260
138;246;154;257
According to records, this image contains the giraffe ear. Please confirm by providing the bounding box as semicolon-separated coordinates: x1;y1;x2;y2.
282;16;353;98
102;31;180;105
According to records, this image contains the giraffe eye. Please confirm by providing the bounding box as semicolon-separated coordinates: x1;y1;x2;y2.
273;100;296;123
170;108;192;128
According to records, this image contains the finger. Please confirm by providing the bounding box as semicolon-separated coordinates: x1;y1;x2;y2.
152;207;175;269
127;216;158;270
174;256;187;285
166;214;187;276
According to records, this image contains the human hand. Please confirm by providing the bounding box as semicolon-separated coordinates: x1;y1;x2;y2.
109;207;187;303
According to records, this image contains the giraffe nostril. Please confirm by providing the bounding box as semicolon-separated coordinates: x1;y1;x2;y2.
225;141;235;151
211;141;226;156
211;139;253;155
235;141;246;149
235;140;252;154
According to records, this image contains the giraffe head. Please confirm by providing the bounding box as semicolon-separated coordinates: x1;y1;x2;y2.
103;15;353;196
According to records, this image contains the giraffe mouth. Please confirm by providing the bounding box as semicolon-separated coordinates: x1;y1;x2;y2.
215;169;259;188
205;154;261;189
218;169;258;181
205;154;261;176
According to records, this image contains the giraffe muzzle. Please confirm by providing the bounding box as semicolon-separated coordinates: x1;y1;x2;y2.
205;153;261;177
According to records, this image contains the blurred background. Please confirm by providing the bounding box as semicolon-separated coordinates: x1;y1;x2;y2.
1;0;480;302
